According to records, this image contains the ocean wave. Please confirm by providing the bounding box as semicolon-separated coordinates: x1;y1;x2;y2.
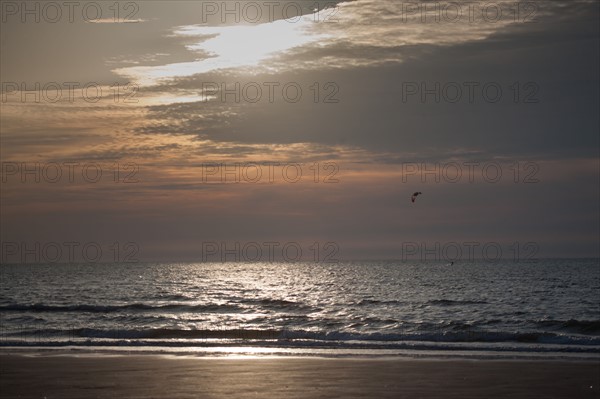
426;299;489;306
3;327;600;347
244;298;318;312
0;303;242;313
534;319;600;334
354;299;403;306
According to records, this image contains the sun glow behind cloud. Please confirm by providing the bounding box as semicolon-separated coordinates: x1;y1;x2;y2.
115;14;329;86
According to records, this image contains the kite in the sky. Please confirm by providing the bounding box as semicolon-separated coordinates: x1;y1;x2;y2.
411;192;422;203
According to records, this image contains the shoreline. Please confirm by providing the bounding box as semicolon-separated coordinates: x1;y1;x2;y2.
2;345;600;362
2;352;599;398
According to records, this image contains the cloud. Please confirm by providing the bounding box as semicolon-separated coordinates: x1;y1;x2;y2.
114;0;536;87
122;0;597;163
114;16;329;85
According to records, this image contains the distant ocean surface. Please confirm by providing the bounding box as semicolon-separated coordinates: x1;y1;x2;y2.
1;260;599;359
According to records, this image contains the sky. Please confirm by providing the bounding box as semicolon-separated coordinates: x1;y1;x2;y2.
0;0;598;262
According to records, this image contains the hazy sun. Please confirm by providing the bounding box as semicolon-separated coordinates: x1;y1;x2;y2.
116;13;328;86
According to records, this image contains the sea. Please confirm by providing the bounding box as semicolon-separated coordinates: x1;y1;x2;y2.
1;259;599;360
